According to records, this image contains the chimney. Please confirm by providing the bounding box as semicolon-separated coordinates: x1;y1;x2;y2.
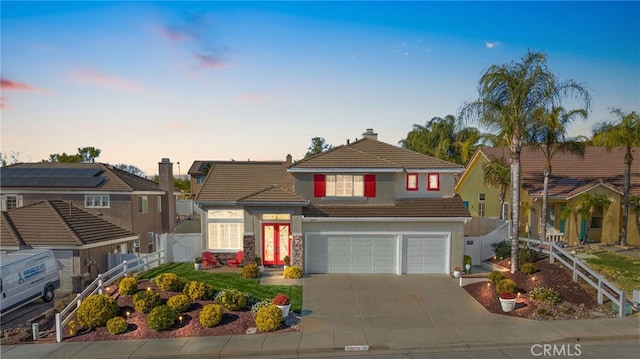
158;158;176;233
285;154;292;165
362;128;377;140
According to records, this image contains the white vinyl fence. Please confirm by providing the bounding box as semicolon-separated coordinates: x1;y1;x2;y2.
55;250;165;342
157;233;202;263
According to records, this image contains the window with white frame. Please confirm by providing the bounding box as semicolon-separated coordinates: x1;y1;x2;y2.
207;209;244;250
156;196;162;212
326;175;364;197
1;194;23;211
478;203;486;217
196;176;205;185
138;196;148;213
85;194;110;208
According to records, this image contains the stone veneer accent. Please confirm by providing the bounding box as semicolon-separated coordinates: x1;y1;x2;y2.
243;234;256;266
291;234;303;271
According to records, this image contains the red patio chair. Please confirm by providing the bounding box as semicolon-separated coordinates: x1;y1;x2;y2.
202;251;217;268
227;251;244;267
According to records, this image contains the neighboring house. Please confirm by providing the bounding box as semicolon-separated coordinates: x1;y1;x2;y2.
0;200;138;292
0;159;176;253
195;129;471;274
188;161;215;198
173;214;201;234
455;146;640;246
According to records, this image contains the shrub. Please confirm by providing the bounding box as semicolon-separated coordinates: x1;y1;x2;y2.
283;266;302;279
199;304;224;327
495;278;516;295
519;246;539;265
255;304;282;332
133;289;162;314
146;305;178;332
491;240;511;260
241;264;259;279
530;287;560;305
218;289;247;311
521;262;538;275
166;294;192;313
106;316;128;335
272;293;289;306
250;299;272;318
488;271;506;285
118;277;139;295
183;280;214;300
153;273;183;292
77;294;119;329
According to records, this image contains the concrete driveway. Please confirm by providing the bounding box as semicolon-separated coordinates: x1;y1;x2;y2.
300;274;526;348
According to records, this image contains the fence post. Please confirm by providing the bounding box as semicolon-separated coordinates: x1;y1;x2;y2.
76;293;82;308
55;312;62;343
123;260;128;275
572;260;578;282
549;245;555;264
619;291;626;317
97;274;103;295
597;276;604;304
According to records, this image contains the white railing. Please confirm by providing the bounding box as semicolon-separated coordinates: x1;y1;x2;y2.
55;250;165;343
518;238;628;318
545;232;565;242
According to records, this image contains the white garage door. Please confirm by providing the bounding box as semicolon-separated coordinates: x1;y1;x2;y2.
306;234;397;273
405;235;449;274
53;250;73;292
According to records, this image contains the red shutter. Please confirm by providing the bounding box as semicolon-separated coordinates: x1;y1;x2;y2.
314;174;326;197
364;174;376;197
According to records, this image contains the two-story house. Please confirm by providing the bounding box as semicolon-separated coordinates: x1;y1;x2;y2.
195;129;471;274
0;159;177;253
455;146;640;246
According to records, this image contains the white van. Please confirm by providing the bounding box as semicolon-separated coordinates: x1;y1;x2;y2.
1;249;61;315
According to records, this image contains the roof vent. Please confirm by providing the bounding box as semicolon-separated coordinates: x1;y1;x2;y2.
362;128;377;140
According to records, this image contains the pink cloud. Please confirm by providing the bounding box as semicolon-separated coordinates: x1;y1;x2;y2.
239;92;269;104
157;25;193;42
1;78;49;92
70;70;141;92
196;54;231;69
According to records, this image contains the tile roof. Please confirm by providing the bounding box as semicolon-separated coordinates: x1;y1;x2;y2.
1;162;162;192
187;161;215;176
478;146;640;198
0;200;137;247
0;212;24;246
302;196;471;218
196;161;298;203
290;138;463;170
238;184;308;204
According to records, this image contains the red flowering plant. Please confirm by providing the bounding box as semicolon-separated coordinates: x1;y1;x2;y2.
499;291;516;300
272;293;290;306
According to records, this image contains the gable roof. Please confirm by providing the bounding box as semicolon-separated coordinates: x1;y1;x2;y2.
289;138;463;171
0;200;137;248
303;196;471;218
196;161;304;204
1;211;24;246
187;161;215;176
474;146;640;198
1;162;162;192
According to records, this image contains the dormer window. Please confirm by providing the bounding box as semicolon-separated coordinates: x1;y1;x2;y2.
406;173;418;191
427;173;440;191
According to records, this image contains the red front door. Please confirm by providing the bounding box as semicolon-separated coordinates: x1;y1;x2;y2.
262;223;291;266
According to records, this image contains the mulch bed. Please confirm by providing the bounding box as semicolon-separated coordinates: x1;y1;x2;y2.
463;259;618;320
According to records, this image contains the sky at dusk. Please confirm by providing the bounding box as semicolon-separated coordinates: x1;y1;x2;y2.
2;1;639;176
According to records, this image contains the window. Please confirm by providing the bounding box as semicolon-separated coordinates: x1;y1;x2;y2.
84;194;110;208
208;223;244;250
196;176;205;185
502;203;510;220
156;196;162;212
314;174;374;197
478;203;486;217
406;173;418;191
591;207;604;229
427;173;440;191
479;193;486;201
2;194;24;211
463;201;469;209
138;196;148;213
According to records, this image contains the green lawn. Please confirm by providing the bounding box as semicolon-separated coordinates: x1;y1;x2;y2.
581;251;640;300
137;263;303;312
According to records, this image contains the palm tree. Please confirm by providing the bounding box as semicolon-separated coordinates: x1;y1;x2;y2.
592;109;640;246
575;193;612;244
459;50;591;273
482;157;510;219
529;106;587;247
400;115;484;165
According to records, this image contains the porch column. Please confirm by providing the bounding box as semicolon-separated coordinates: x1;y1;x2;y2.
291;234;303;271
243;234;255;266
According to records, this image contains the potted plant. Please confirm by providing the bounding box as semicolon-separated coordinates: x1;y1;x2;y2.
463;255;472;274
194;257;203;270
452;266;463;279
283;256;290;270
499;291;517;312
272;293;290;318
255;256;263;273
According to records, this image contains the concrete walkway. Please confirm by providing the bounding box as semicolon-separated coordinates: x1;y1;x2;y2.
1;275;638;359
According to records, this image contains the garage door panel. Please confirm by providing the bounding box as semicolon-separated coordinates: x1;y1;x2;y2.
405;235;449;274
307;234;396;274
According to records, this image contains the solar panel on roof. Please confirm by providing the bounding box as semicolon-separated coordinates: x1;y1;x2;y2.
1;166;105;187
